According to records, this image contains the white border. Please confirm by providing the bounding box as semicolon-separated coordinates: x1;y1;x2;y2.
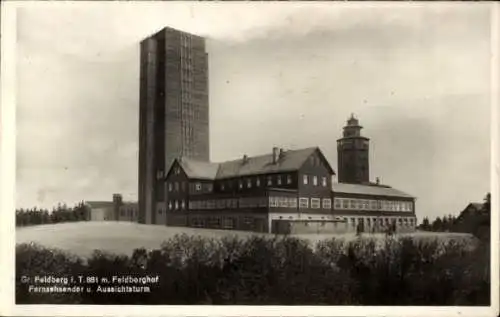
1;1;498;317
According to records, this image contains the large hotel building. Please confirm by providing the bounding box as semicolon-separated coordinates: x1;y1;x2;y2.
114;26;417;234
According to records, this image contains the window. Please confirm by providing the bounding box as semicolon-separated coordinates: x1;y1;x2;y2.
287;175;292;184
342;199;349;209
267;176;272;186
223;217;235;229
278;197;288;208
168;201;172;210
334;198;341;209
311;198;321;209
303;175;309;185
288;198;298;208
207;184;213;192
322;177;327;187
322;198;332;209
181;182;186;192
247;178;252;188
277;176;282;185
168;183;173;192
256;178;261;187
195;183;202;191
349;200;356;209
239;180;243;189
370;200;377;210
174;167;180;175
299;197;309;209
313;176;318;186
174;182;179;191
221;183;225;191
269;197;278;208
175;201;179;210
181;200;186;210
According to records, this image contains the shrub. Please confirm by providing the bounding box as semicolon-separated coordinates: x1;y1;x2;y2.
15;235;490;305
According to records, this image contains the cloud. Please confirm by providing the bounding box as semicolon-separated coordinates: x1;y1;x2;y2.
15;2;492;221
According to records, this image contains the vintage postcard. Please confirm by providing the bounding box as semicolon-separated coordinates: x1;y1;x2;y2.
1;1;498;317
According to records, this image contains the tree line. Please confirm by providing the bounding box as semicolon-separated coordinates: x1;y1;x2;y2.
16;202;89;227
16;234;489;305
417;192;490;234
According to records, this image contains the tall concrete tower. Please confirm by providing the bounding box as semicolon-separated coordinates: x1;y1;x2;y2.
337;114;370;184
138;27;210;225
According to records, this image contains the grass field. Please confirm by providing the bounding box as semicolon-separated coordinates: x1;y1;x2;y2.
16;221;477;258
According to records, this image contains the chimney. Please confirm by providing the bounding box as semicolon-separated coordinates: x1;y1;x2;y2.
242;154;249;164
272;147;279;164
279;148;285;159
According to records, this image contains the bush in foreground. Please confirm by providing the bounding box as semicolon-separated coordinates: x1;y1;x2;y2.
16;234;489;305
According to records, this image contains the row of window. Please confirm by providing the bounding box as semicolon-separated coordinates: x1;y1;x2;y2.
120;209;137;218
269;197;331;209
167;196;333;211
345;217;416;227
334;198;413;212
165;174;330;193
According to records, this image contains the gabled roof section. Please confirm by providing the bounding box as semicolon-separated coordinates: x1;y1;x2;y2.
464;202;483;211
168;147;336;181
332;183;414;199
216;147;329;179
177;157;219;180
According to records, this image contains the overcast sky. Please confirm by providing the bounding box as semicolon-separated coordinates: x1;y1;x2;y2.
16;2;493;220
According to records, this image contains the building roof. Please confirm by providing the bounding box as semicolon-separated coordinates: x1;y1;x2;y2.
332;182;414;199
178;157;219;180
84;201;114;209
466;202;484;210
216;147;331;179
173;147;334;180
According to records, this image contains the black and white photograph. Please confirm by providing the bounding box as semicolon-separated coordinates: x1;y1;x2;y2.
1;1;498;316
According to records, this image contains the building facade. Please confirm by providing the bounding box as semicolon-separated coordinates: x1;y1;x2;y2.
162;145;417;234
138;27;210;226
86;194;139;223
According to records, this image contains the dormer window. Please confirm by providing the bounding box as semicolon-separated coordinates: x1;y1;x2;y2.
195;183;202;191
277;176;282;185
267;176;272;186
322;177;327;187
